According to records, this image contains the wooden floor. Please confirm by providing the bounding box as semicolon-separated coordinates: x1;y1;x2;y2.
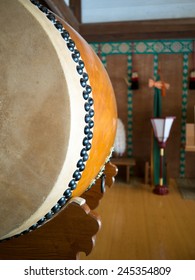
79;178;195;260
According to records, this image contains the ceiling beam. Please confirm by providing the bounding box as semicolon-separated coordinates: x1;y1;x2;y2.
69;0;81;23
80;18;195;42
38;1;195;43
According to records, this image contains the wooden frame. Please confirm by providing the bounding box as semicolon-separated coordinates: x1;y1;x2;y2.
80;18;195;42
111;158;135;183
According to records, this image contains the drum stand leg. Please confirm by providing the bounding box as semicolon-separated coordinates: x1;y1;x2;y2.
0;162;117;260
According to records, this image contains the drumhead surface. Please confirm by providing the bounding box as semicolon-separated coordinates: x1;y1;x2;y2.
0;0;117;241
0;0;87;239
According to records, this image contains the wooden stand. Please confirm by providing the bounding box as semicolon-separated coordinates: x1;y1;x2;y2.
82;161;118;210
145;161;151;184
185;123;195;152
0;162;117;260
111;157;135;183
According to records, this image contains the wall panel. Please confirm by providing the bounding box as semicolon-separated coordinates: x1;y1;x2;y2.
91;40;195;179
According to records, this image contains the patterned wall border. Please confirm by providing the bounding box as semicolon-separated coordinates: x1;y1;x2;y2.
179;53;189;178
101;54;107;67
127;54;133;157
91;40;193;177
153;54;159;78
91;40;193;55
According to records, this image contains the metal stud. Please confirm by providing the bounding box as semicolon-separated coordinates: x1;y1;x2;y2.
80;148;87;157
85;142;91;151
30;0;40;6
85;85;92;93
69;182;77;190
78;60;85;69
73;170;81;181
85;114;91;123
21;229;30;235
84;125;90;134
83;73;89;81
89;109;94;117
67;39;75;51
83;137;89;146
88;97;94;106
82;154;88;162
84;102;90;112
29;223;38;231
80;78;86;87
45;211;53;220
72;54;79;62
68;179;76;188
79;164;85;171
55;21;63;31
37;217;46;225
51;203;61;214
89;120;94;128
57;196;67;207
83;91;89;100
64;188;72;198
47;13;56;23
76;65;83;75
39;5;48;14
61;30;70;41
74;49;80;58
87;131;93;140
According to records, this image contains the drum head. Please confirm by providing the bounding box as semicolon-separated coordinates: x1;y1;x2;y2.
0;0;87;239
0;0;117;241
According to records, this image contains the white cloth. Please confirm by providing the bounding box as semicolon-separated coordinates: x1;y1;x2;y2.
114;118;126;156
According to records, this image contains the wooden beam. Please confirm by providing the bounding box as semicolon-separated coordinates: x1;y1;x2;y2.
36;2;195;42
70;0;81;23
44;0;80;31
80;18;195;42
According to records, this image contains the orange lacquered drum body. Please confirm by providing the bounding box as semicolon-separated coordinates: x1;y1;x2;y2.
0;0;117;241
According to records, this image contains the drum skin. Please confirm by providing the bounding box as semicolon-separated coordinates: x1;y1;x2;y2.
0;0;117;240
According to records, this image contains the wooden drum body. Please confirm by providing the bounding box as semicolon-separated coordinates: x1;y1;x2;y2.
0;0;117;240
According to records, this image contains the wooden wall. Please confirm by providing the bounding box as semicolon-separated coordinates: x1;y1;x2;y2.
186;53;195;178
91;40;195;179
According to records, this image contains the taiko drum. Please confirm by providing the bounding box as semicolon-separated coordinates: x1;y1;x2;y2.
0;0;117;241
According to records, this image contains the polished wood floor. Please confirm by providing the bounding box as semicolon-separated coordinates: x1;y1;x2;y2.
79;177;195;260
